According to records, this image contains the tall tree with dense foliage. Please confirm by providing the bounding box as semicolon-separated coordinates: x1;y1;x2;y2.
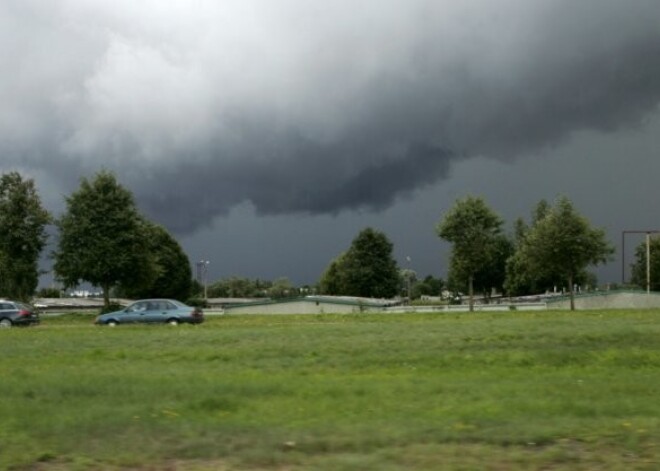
630;236;660;291
437;196;504;311
343;228;400;298
53;171;156;307
0;172;51;301
448;233;513;301
319;254;346;295
505;200;560;296
319;228;399;298
506;200;599;296
118;223;193;301
515;197;613;310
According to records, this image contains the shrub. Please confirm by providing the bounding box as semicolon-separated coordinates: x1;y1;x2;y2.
37;287;61;298
186;298;209;308
99;303;124;314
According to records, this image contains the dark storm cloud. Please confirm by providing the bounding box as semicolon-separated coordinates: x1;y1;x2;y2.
2;0;660;233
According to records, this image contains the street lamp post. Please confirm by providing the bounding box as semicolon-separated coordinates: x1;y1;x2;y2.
406;256;413;304
197;260;210;300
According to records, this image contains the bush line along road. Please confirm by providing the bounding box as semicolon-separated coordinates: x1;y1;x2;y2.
2;309;659;470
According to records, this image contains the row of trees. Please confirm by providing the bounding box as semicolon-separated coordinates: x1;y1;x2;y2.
0;169;654;308
437;196;614;310
0;170;192;305
206;276;302;299
316;196;616;309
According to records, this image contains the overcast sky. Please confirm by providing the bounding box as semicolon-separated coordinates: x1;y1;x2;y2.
3;0;660;287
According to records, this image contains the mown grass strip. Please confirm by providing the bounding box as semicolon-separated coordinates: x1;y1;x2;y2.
1;310;659;470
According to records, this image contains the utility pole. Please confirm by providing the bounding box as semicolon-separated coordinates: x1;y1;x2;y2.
647;233;651;294
622;230;659;293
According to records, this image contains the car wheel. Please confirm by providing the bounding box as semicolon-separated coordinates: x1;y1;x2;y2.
106;320;118;327
0;318;12;328
167;318;179;326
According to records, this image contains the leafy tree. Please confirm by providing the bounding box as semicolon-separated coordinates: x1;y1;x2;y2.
118;223;192;301
436;196;504;311
475;235;513;300
319;253;346;295
342;228;400;298
504;250;538;296
532;199;551;225
506;250;596;297
412;275;444;299
53;170;156;307
448;234;513;301
399;268;417;300
209;276;251;298
268;277;296;298
319;228;399;298
207;277;272;298
515;197;613;310
505;200;571;296
630;236;660;291
36;287;61;298
190;278;204;298
506;199;603;298
0;172;51;301
253;279;272;297
513;217;528;246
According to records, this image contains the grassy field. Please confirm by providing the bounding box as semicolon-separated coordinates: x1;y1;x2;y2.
2;310;660;470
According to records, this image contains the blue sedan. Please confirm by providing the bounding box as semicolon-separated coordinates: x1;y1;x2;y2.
95;299;204;326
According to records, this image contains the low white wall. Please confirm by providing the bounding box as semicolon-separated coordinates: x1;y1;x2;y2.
224;301;548;315
224;301;365;315
385;303;547;313
549;291;660;310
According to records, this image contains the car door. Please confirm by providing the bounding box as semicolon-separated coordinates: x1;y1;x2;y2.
123;301;149;323
143;301;166;323
160;301;180;323
0;302;14;322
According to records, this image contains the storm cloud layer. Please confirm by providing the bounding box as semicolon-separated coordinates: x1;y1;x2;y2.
3;0;660;233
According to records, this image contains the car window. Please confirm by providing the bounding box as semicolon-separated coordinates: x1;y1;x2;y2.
127;302;147;312
0;303;11;310
163;301;176;310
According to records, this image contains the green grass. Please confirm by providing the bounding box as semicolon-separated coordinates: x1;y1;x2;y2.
2;310;660;470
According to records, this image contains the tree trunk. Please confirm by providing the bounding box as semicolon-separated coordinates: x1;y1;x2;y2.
468;275;474;312
568;275;575;311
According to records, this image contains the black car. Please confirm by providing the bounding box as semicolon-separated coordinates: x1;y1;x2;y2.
0;300;40;328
